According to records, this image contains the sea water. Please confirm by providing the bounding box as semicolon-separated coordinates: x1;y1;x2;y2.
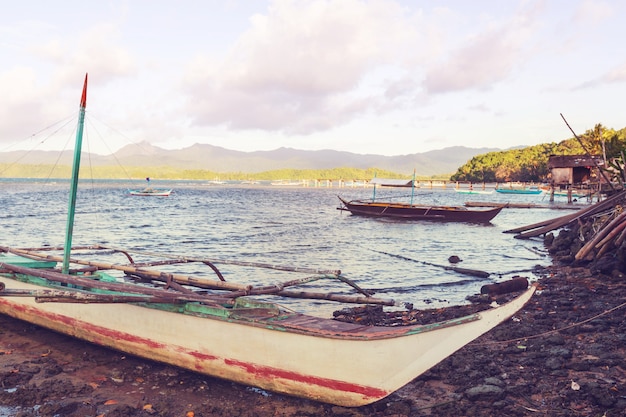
0;180;570;316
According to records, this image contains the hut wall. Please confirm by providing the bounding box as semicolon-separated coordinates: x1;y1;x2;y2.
552;167;573;185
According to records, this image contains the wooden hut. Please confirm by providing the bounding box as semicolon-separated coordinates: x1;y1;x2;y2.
547;155;604;203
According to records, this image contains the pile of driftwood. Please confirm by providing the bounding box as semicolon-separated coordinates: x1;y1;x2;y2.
333;302;492;327
506;190;626;265
333;277;530;326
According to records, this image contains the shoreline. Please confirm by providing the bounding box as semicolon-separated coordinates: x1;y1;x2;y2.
1;263;625;416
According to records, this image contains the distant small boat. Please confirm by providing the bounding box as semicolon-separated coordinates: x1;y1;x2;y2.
496;187;543;195
129;177;171;196
368;178;414;187
128;188;172;197
454;189;494;195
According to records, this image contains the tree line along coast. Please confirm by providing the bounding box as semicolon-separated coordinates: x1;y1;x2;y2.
1;123;623;184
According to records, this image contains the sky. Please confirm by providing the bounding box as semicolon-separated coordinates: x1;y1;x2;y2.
0;0;624;157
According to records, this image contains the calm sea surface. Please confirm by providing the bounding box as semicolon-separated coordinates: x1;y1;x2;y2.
0;180;574;316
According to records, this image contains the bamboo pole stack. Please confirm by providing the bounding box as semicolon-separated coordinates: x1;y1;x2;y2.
507;190;626;263
575;210;626;261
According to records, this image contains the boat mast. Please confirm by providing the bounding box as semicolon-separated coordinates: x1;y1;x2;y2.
62;73;88;274
410;169;416;205
372;172;377;201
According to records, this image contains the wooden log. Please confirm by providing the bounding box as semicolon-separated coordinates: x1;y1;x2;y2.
595;215;626;249
504;210;581;234
596;239;613;259
513;191;626;239
443;265;490;278
575;211;626;260
505;195;620;235
480;277;529;296
616;224;626;246
582;214;626;259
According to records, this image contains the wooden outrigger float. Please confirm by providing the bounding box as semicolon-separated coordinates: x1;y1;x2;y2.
0;75;536;407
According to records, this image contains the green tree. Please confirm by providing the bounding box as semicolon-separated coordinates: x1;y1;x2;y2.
451;124;626;182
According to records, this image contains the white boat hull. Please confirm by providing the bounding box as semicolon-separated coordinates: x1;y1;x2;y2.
128;189;172;196
0;275;535;406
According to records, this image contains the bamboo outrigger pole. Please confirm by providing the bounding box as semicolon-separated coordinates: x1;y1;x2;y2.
62;73;88;274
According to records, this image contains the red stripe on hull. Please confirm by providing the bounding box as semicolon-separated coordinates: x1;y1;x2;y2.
1;300;388;403
2;301;166;349
224;358;388;399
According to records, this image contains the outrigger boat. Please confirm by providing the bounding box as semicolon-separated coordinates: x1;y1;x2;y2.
337;197;502;223
0;75;535;407
128;188;172;196
339;176;502;223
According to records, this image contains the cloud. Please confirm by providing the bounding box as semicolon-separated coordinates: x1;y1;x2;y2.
604;63;626;83
422;4;539;94
575;61;626;90
0;21;136;143
52;24;136;86
573;0;613;25
182;0;419;135
0;68;51;144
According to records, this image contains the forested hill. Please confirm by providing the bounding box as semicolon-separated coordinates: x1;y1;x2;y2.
4;123;623;182
0;144;496;178
451;124;626;183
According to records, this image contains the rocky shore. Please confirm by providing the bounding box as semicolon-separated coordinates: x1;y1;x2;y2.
2;217;626;416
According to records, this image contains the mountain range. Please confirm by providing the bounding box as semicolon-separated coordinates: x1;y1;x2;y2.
0;142;499;176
